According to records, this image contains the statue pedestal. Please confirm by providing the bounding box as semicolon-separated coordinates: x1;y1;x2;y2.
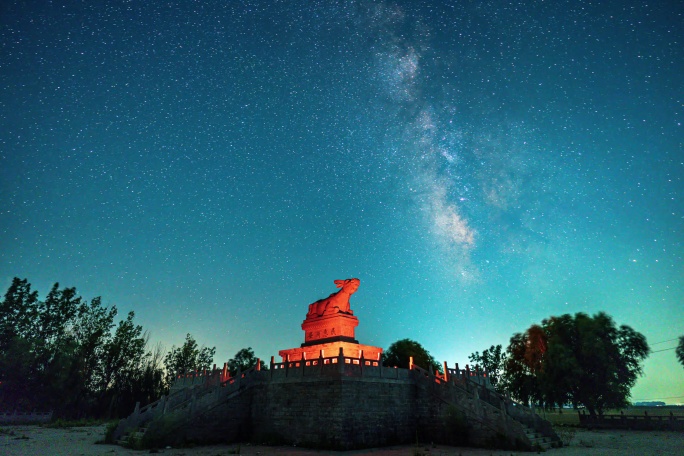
279;340;382;363
278;310;383;363
301;312;359;345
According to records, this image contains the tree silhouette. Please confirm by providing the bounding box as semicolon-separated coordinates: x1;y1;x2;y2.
503;312;649;416
227;347;265;374
0;278;166;418
469;344;505;392
163;333;215;384
382;338;442;373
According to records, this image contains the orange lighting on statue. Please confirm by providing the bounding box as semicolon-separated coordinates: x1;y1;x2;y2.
278;278;383;363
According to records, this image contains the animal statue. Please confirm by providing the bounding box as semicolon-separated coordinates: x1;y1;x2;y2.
306;278;360;318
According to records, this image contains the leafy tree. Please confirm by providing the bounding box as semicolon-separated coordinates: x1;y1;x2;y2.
100;311;148;414
0;335;35;409
504;312;649;417
164;333;216;384
71;297;117;396
0;279;90;414
0;278;41;409
133;342;167;406
227;347;268;374
36;284;81;366
0;278;162;418
468;344;505;392
0;277;39;347
33;284;88;415
502;331;542;406
382;338;442;373
677;336;684;369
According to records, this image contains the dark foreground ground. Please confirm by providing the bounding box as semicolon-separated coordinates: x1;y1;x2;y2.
2;424;683;455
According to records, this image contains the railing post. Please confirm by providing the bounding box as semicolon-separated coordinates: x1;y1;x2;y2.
443;361;448;381
338;347;345;373
270;356;275;379
157;395;166;417
409;356;414;370
463;365;470;392
285;354;290;377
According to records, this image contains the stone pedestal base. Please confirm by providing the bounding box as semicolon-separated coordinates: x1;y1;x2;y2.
301;312;359;345
279;341;383;363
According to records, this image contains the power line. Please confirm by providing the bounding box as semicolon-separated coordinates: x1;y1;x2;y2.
651;337;680;345
652;347;676;353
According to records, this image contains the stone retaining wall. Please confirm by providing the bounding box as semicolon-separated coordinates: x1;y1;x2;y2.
124;353;556;451
144;367;531;450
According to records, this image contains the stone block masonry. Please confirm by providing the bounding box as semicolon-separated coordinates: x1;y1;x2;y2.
252;374;417;449
122;354;559;451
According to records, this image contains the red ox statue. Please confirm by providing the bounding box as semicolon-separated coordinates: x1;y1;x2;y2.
306;278;360;318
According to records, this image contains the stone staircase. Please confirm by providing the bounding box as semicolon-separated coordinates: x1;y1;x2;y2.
507;402;561;450
112;365;264;447
413;364;561;451
523;424;555;450
116;427;147;447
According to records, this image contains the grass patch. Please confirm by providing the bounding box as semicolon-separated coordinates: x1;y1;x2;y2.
103;421;119;444
43;418;105;428
0;428;29;440
555;426;577;446
139;414;186;449
125;430;145;450
539;405;684;426
578;438;595;448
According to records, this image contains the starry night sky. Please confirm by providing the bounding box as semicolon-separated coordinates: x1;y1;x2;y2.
1;1;682;403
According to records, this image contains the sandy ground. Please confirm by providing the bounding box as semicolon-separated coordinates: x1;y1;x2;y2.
1;425;683;456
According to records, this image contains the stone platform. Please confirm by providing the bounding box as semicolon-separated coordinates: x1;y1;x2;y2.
115;353;560;451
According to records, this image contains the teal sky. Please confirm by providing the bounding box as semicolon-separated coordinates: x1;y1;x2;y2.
1;1;682;404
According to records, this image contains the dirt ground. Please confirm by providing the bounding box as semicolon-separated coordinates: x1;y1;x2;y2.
1;424;683;455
